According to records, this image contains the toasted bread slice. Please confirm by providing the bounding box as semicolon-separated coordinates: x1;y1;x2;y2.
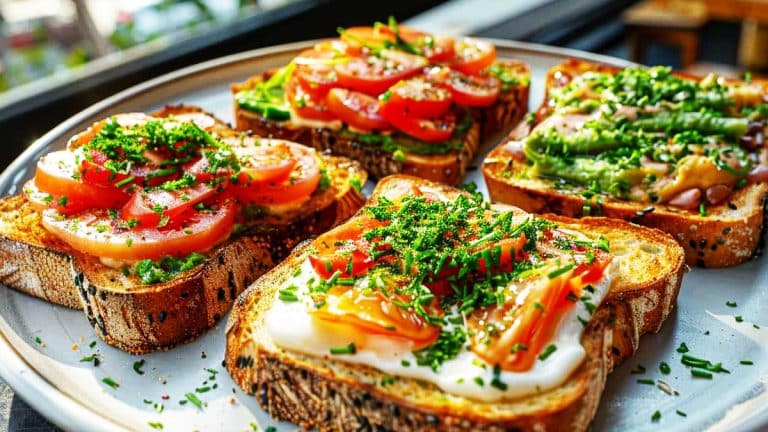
225;175;685;432
231;61;530;185
0;105;367;353
483;60;768;268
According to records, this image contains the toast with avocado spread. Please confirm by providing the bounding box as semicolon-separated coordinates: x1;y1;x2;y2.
0;105;366;353
484;60;768;267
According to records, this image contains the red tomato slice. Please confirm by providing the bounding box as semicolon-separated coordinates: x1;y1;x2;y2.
285;77;336;122
452;37;496;76
41;202;236;261
34;150;128;214
294;48;343;97
233;141;321;206
309;216;389;278
233;139;298;185
426;66;500;107
326;88;389;131
335;50;426;96
380;102;456;142
312;286;441;350
120;183;218;228
476;235;527;274
421;35;456;62
387;78;453;118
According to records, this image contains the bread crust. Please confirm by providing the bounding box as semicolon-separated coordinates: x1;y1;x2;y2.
0;105;368;353
231;61;530;185
225;175;685;431
482;59;768;268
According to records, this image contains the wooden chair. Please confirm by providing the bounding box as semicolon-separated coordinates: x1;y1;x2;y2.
624;0;708;67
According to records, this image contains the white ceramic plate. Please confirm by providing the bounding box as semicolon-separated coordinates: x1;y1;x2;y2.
0;40;766;432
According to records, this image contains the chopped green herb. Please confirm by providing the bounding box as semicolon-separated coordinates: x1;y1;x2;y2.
148;421;164;430
133;359;146;375
740;360;754;365
185;392;204;409
538;344;557;361
651;410;661;422
637;378;655;385
329;342;356;355
102;377;119;389
726;301;737;307
735;315;744;323
676;342;689;353
659;362;671;375
691;368;713;379
676;410;687;417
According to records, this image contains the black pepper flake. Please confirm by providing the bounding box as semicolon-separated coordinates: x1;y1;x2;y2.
711;244;718;251
727;202;737;210
181;291;190;299
158;311;167;323
689;239;697;249
217;288;225;301
213;313;221;321
217;254;225;265
723;227;732;235
699;239;708;248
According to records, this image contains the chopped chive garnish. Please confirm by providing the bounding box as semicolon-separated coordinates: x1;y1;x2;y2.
676;410;687;417
726;301;737;307
699;203;707;217
652;410;661;422
102;377;119;389
278;289;299;302
637;378;655;385
691;368;713;379
185;392;204;409
196;386;211;393
538;344;557;361
114;175;135;188
659;362;671;375
740;360;754;365
401;359;411;367
735;315;744;323
473;376;485;386
89;340;97;349
547;264;574;279
148;421;164;430
133;359;146;375
330;342;356;355
676;342;689;353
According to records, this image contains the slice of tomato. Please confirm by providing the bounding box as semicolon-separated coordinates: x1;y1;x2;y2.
335;50;426;96
380;102;456;142
120;182;218;228
426;66;500;107
34;150;129;214
326;88;389;131
309;216;389;278
452;37;496;76
233;139;298;185
312;285;441;350
420;35;456;63
294;48;343;97
475;235;527;274
233;141;320;206
387;78;453;118
41;202;235;261
285;77;337;122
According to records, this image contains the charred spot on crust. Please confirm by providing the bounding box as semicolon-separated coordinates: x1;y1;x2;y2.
228;270;237;300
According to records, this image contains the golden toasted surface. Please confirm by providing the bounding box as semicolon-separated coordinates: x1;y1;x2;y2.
226;175;685;432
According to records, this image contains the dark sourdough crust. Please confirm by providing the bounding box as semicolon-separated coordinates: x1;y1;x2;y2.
231;61;530;185
0;105;368;353
483;59;768;268
225;175;686;432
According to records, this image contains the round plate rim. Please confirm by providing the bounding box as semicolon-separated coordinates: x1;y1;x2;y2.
0;38;765;432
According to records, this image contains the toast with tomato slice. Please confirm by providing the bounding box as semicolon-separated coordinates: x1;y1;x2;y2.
225;175;685;432
0;104;367;353
231;22;529;185
483;59;768;268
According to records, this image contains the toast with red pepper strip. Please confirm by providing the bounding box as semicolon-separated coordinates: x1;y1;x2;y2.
231;21;529;185
0;104;366;353
225;175;685;432
483;59;768;268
